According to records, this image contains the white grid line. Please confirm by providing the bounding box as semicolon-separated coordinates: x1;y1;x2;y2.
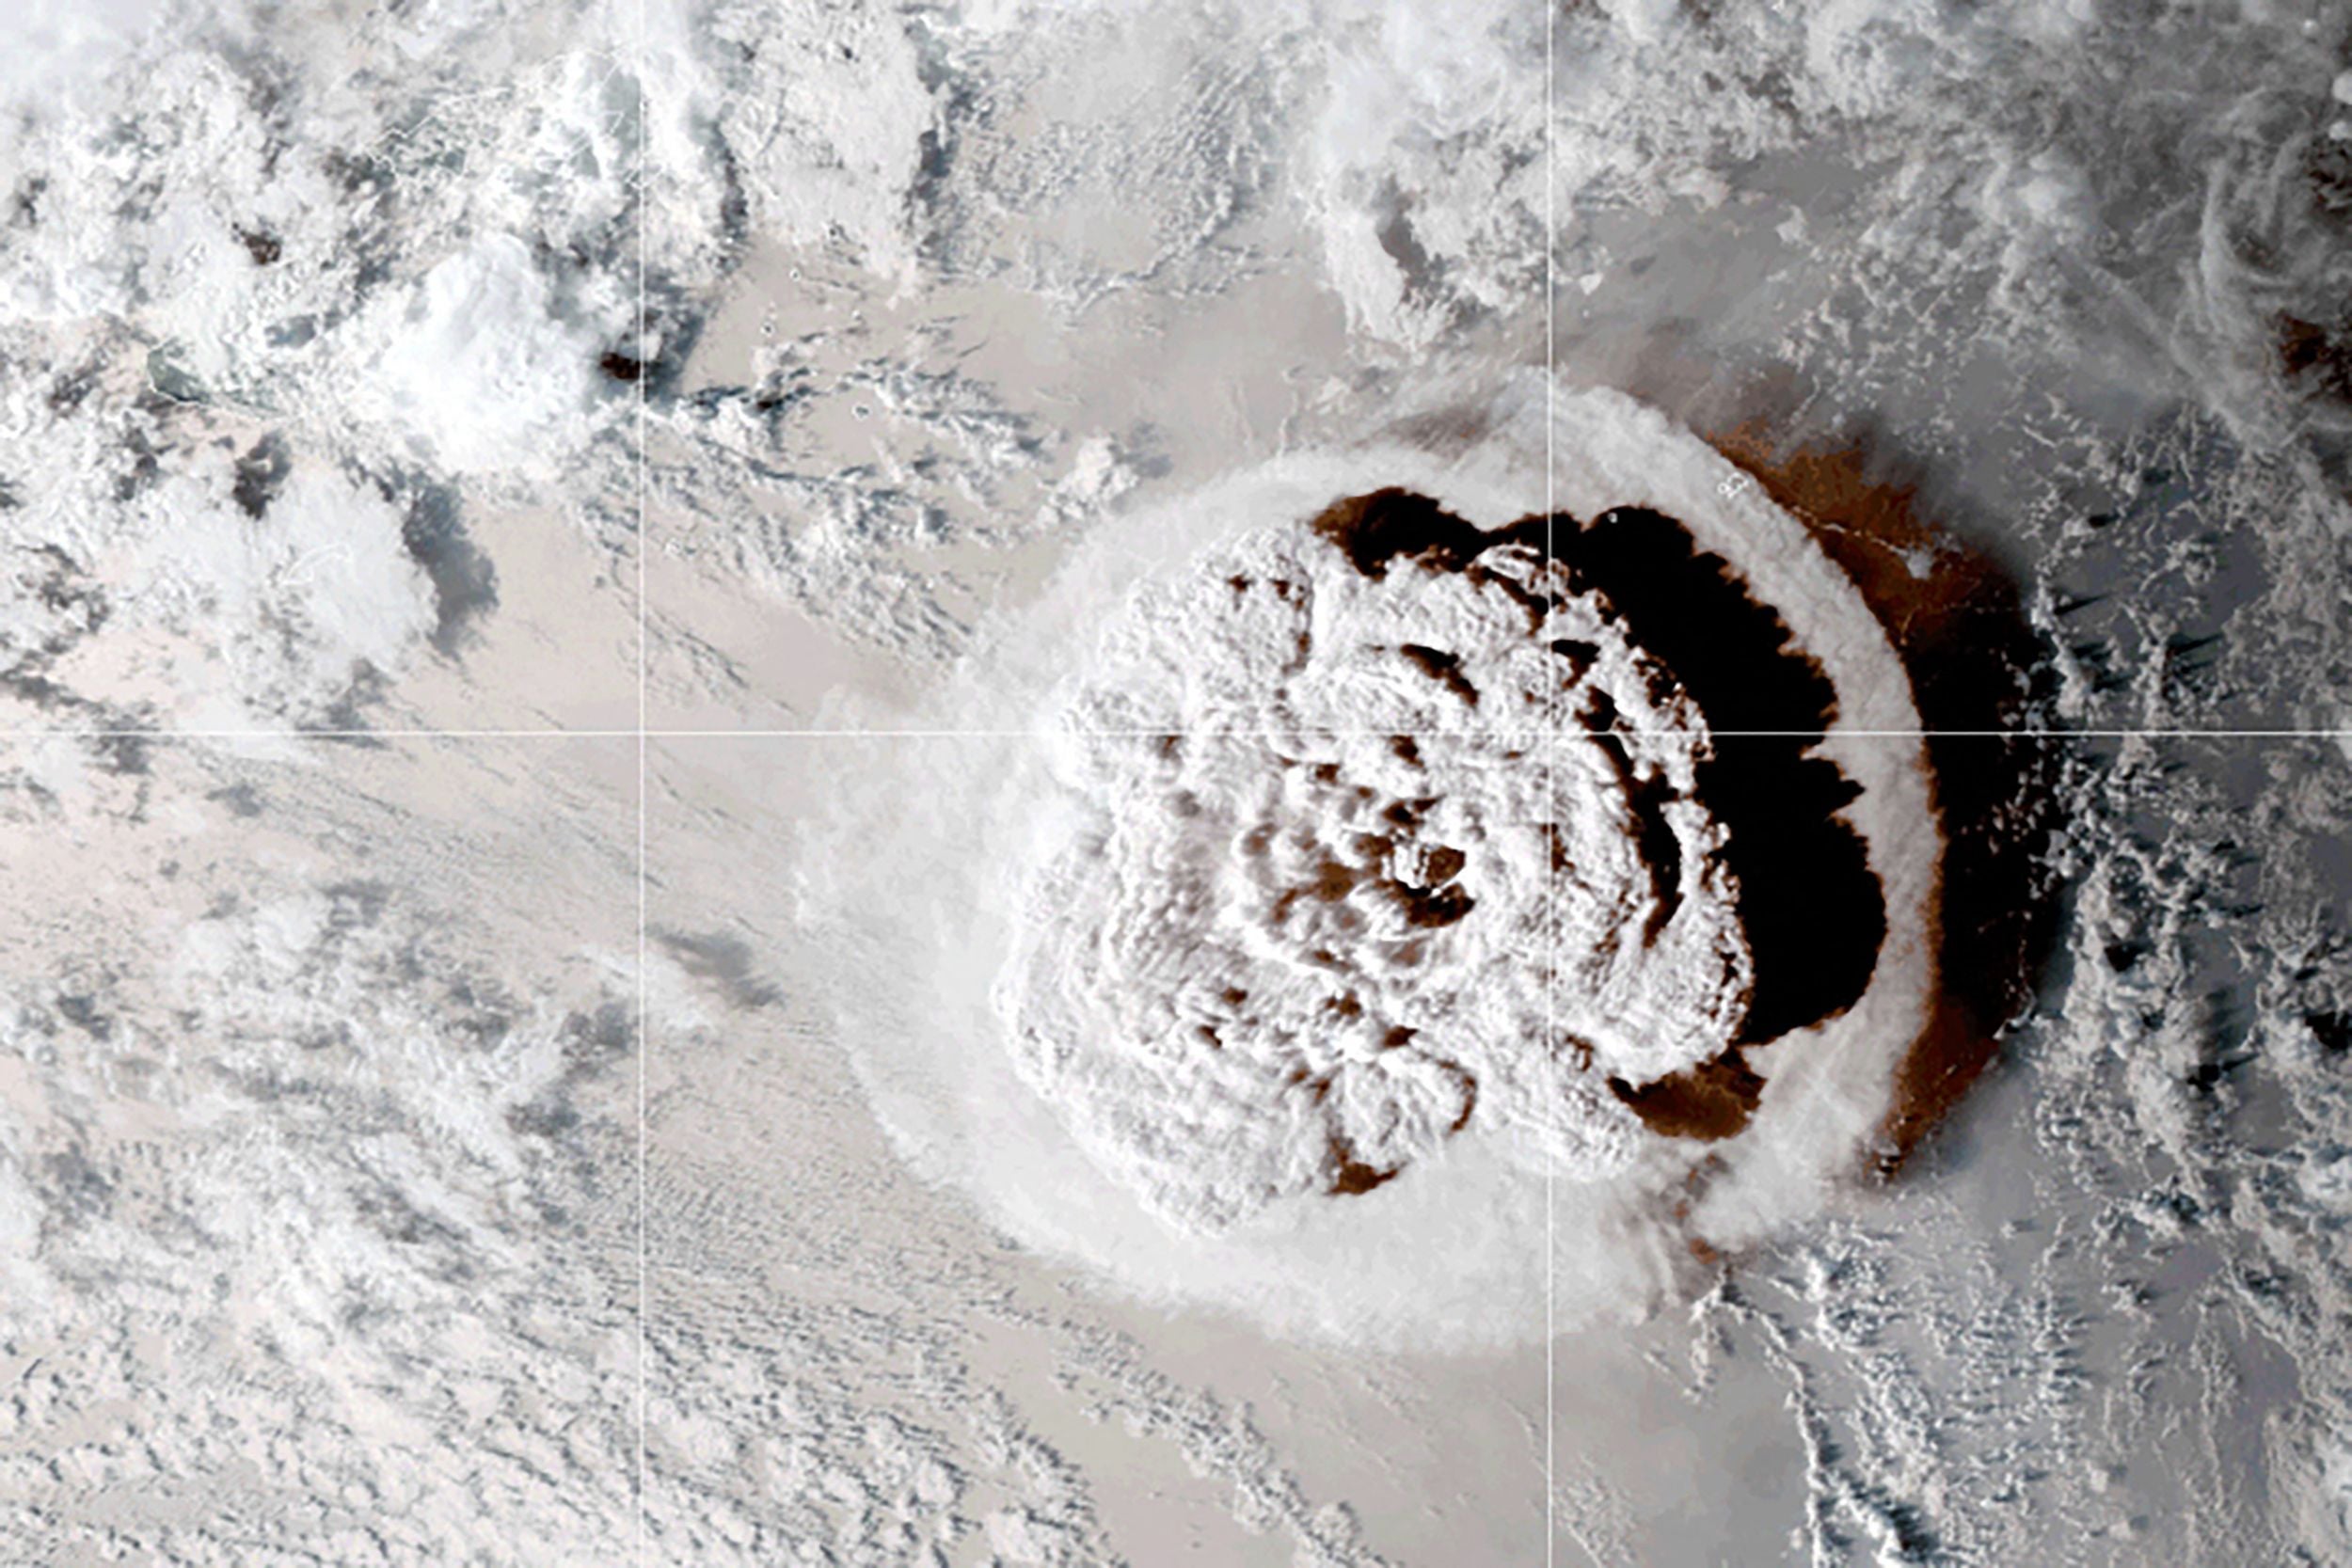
1544;0;1558;1546
4;727;2341;740
633;0;651;1551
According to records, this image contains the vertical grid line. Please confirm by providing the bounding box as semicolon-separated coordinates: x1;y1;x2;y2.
1542;0;1558;1561
633;0;652;1558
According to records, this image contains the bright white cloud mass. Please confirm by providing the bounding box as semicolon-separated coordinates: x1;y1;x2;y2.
805;386;1955;1348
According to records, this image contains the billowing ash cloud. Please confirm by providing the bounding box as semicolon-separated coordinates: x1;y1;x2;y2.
998;487;1891;1238
806;381;2026;1348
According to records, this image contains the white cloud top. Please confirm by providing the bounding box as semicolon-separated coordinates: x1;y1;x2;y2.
806;383;1946;1348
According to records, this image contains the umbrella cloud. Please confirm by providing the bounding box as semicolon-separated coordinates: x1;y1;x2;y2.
810;384;2051;1346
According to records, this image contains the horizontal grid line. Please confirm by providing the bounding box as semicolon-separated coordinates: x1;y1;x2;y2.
0;727;2346;742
